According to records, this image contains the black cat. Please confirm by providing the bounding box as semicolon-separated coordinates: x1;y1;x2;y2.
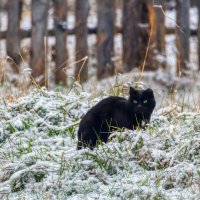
77;87;156;149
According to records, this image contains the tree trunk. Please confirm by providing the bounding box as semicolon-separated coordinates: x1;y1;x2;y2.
31;0;50;86
75;0;89;82
54;0;68;85
176;0;190;75
6;0;22;72
97;0;115;79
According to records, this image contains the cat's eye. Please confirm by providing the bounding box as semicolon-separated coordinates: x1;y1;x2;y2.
143;100;148;104
133;100;137;104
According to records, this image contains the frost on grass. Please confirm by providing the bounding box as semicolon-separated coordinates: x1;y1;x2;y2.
0;87;200;199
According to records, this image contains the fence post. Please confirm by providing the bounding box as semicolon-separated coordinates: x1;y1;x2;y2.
0;0;7;10
197;0;200;70
154;0;166;68
54;0;68;85
75;0;89;82
6;0;22;72
176;0;190;76
97;0;115;79
122;0;141;72
123;0;158;72
31;0;50;86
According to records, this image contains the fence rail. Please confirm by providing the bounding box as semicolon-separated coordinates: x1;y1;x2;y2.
0;27;198;39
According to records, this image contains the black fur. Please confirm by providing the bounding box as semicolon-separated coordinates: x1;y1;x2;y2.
77;87;156;149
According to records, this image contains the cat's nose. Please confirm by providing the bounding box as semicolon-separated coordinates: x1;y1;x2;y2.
138;104;142;108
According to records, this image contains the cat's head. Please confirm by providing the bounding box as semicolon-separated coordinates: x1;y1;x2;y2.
128;87;156;114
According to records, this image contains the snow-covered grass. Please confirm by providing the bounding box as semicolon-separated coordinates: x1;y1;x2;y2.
0;83;200;200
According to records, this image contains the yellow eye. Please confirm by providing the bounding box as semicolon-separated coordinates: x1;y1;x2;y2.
133;100;137;104
143;100;148;104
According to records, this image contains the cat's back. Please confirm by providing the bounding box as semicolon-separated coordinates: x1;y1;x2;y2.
89;96;126;112
80;96;126;123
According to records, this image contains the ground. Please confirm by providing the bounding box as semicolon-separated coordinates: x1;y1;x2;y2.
0;77;200;199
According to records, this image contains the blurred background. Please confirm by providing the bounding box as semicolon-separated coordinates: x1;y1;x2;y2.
0;0;199;92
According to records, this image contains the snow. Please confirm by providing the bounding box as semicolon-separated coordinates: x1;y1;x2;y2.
165;6;198;30
0;86;200;199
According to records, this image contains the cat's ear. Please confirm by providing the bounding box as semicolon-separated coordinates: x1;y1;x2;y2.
129;87;136;96
145;88;154;96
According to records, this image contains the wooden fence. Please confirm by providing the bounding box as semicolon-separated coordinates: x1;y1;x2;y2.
0;0;200;85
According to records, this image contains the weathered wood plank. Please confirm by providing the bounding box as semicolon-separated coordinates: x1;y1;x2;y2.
31;0;50;86
54;0;68;84
145;0;158;71
197;0;200;70
154;1;166;68
0;0;7;10
123;0;157;72
97;0;115;79
176;0;190;75
75;0;89;82
6;0;22;71
122;0;139;72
